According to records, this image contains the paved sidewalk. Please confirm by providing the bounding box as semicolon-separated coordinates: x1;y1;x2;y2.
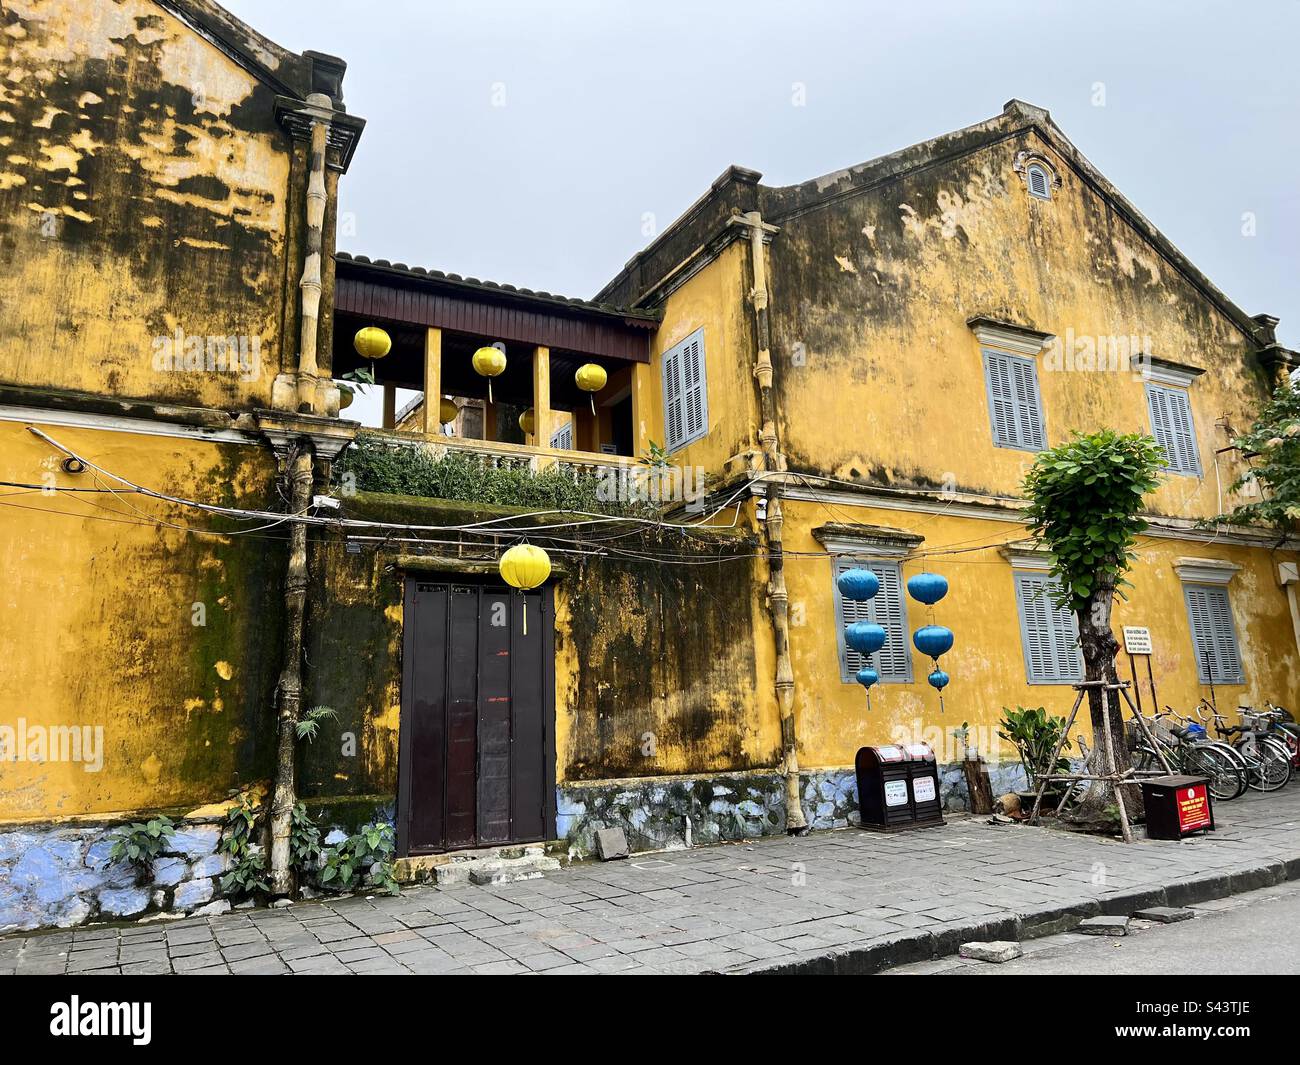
4;788;1299;975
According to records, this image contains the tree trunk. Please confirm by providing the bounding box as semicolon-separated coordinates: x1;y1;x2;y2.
1069;573;1144;828
269;443;314;895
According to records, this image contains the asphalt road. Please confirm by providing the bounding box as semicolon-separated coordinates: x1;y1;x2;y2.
886;880;1300;975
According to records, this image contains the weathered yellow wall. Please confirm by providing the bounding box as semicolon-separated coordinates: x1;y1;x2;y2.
780;497;1300;770
0;0;294;407
647;240;758;480
768;128;1268;524
0;419;283;821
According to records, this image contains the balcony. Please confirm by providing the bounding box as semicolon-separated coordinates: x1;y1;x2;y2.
330;253;661;473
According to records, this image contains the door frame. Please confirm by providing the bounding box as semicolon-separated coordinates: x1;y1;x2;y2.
395;573;557;857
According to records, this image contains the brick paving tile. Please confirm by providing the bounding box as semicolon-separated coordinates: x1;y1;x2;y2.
5;788;1300;975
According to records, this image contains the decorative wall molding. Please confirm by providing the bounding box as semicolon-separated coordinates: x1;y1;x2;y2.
999;541;1055;570
812;522;923;559
966;315;1056;356
1173;557;1242;585
1142;357;1205;389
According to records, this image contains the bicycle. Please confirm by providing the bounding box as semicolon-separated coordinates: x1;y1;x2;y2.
1131;709;1245;802
1195;701;1293;792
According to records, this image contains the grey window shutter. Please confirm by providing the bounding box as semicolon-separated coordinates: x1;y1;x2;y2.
1146;384;1200;476
985;349;1045;450
1028;166;1050;199
549;423;572;450
1014;572;1083;683
662;329;706;451
834;558;913;683
1184;585;1243;684
1011;357;1046;449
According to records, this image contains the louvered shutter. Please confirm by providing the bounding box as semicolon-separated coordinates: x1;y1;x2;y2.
985;350;1045;450
1184;585;1243;684
549;423;572;451
834;559;913;683
1146;384;1200;476
662;328;707;451
1011;357;1046;449
1014;573;1083;683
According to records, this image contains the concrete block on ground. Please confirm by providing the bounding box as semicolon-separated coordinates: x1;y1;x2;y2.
1133;905;1195;923
1077;915;1129;936
959;940;1023;963
594;827;629;861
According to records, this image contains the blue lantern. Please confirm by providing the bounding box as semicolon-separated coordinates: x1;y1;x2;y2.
837;568;879;601
928;667;950;714
856;666;879;711
907;572;948;605
912;624;954;658
845;621;887;655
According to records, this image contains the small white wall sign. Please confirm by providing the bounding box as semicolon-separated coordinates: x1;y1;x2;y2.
1123;626;1153;655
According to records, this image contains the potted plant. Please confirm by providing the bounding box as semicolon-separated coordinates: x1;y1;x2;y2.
998;706;1072;811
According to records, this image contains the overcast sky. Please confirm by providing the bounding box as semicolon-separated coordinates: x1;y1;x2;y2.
225;0;1300;425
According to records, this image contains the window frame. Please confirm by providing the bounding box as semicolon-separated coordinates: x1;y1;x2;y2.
831;556;913;685
1145;382;1202;477
1182;583;1245;686
1026;163;1051;200
982;347;1047;452
661;327;708;453
1012;570;1084;685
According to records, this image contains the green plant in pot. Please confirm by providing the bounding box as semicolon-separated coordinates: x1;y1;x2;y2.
998;705;1072;809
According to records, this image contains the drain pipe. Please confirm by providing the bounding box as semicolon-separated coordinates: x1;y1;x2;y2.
269;442;314;895
735;210;808;834
268;91;334;893
295;92;333;414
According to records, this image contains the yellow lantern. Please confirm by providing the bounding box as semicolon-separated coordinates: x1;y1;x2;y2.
519;408;535;436
499;543;551;635
438;398;459;425
575;362;607;414
338;388;354;411
353;326;391;360
472;345;507;402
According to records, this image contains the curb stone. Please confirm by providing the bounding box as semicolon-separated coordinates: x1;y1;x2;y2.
714;857;1294;976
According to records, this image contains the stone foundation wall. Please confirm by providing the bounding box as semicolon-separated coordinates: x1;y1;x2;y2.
0;819;233;934
556;760;1030;856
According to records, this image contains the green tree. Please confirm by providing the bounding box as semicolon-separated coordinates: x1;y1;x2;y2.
1216;382;1300;535
1022;430;1165;828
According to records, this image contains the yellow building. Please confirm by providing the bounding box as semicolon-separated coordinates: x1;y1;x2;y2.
1;2;1298;932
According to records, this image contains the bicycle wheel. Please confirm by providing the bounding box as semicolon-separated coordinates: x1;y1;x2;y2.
1206;742;1251;799
1238;735;1293;792
1184;746;1244;802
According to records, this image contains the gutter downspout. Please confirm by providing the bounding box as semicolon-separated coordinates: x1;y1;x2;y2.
269;92;333;894
296;92;332;415
737;210;808;834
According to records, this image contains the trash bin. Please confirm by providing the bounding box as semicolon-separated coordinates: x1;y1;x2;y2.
1140;774;1214;840
855;743;945;832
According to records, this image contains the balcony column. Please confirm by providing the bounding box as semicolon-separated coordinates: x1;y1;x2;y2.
532;345;553;448
631;361;653;458
421;326;442;435
382;384;396;430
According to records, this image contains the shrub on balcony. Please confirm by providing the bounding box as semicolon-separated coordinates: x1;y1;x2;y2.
334;436;655;516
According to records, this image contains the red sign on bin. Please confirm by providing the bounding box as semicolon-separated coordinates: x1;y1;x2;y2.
1176;784;1211;832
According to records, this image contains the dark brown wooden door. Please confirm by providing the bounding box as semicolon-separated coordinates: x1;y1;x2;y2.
397;578;555;855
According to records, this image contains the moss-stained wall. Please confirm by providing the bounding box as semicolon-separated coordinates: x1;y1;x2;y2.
0;0;297;407
0;420;283;820
299;490;773;808
765;127;1269;523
